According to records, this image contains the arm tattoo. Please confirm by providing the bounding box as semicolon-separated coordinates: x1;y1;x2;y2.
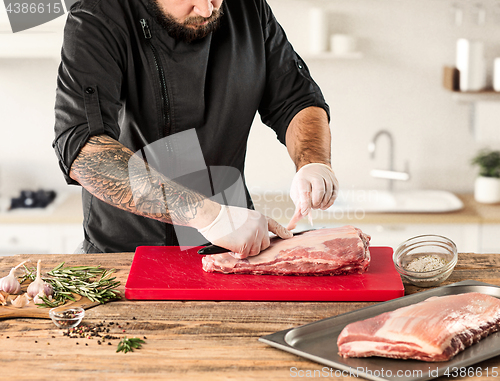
69;134;206;226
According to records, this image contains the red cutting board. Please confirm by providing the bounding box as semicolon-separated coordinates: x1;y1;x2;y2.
124;246;404;301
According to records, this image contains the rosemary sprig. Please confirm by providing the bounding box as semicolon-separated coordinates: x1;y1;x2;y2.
116;337;145;353
22;262;120;308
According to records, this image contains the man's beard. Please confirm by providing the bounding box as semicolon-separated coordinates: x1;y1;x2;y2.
146;0;223;43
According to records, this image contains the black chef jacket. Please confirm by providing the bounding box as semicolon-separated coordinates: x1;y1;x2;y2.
53;0;330;253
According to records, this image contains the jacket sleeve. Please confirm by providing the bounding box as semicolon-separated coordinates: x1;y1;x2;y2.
53;7;126;185
257;2;330;146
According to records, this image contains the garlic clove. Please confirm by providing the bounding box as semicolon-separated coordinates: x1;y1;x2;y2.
11;293;30;308
33;292;43;305
0;291;7;306
33;289;52;305
0;260;28;295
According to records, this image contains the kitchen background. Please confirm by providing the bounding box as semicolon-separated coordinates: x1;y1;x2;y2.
247;0;500;193
0;0;499;255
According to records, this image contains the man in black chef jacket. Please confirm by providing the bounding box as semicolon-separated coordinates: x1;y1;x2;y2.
53;0;339;256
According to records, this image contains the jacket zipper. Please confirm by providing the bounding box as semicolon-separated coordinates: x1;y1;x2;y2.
140;18;174;245
140;19;171;137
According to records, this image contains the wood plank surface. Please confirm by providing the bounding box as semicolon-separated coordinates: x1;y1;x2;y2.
1;252;500;380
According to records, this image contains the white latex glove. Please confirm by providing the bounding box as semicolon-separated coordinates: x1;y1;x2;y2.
287;163;339;230
198;205;292;259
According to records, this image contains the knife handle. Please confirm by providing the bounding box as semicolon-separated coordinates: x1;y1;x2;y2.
197;245;231;255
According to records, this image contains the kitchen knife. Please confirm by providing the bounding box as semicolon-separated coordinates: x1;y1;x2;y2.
197;228;317;255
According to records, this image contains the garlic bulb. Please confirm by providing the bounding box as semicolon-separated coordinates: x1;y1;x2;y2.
0;260;28;294
11;293;30;308
27;260;53;299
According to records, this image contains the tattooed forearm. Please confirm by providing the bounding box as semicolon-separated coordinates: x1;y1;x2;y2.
285;107;331;169
69;134;214;226
126;150;209;224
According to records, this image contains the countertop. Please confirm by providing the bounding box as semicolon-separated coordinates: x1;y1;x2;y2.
1;192;499;226
1;252;500;380
253;193;500;226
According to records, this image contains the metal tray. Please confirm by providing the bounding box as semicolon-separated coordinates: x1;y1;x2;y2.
259;281;500;381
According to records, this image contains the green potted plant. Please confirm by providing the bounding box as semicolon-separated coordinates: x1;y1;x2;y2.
471;149;500;204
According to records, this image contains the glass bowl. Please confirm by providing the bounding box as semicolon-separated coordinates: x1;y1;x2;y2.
49;307;85;329
393;235;458;288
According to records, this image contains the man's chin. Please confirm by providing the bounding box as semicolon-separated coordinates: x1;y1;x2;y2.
186;19;210;28
146;0;224;43
186;24;206;31
172;18;222;43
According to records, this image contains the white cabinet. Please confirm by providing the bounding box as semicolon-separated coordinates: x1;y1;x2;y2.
479;224;500;253
0;224;82;256
341;223;481;253
0;224;52;255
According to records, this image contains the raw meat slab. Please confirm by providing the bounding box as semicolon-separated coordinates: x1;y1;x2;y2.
259;282;500;381
124;246;403;301
202;226;370;276
338;292;500;361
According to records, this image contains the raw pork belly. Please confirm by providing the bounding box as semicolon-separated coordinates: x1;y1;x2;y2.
202;225;370;276
337;292;500;362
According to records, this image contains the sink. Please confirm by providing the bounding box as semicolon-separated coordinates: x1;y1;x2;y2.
327;190;464;213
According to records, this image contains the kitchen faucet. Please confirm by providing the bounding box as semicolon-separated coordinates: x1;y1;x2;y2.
368;130;410;192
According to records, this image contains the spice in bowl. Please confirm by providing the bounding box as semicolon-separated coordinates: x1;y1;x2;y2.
49;307;85;329
393;235;458;287
404;255;448;272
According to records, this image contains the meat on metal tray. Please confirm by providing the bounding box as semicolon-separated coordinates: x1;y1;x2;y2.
259;281;500;381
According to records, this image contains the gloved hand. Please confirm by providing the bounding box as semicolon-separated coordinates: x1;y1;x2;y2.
287;163;339;230
198;205;292;259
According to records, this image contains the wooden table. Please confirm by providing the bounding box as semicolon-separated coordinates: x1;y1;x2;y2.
1;252;500;380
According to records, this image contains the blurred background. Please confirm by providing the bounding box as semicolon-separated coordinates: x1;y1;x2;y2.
1;0;499;255
246;0;500;192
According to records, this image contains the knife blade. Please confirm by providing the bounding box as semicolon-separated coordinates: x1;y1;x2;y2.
197;228;317;255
